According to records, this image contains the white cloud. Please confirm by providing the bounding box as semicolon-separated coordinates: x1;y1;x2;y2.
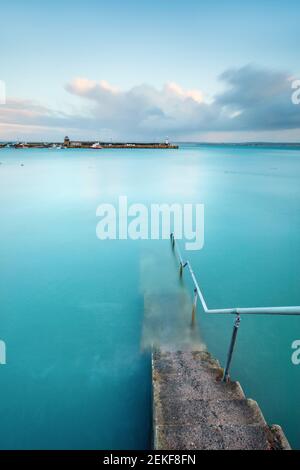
165;82;204;103
65;78;213;138
1;66;300;141
66;78;119;96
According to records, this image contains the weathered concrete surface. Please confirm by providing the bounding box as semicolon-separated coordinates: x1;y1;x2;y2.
141;293;206;352
153;350;291;450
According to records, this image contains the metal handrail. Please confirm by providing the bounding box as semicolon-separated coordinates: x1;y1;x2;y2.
170;233;300;381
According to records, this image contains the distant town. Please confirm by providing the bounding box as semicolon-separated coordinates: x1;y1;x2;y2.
0;136;179;150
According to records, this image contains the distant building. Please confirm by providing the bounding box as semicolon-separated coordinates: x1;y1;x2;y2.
64;136;70;147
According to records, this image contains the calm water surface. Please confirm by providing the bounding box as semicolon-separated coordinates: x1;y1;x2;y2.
0;144;299;449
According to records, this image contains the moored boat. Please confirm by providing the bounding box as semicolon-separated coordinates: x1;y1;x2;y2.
90;142;102;149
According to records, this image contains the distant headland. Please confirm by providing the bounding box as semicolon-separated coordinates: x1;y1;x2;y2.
193;142;300;149
0;136;179;150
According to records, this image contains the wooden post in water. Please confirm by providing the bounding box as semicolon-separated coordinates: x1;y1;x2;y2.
170;232;175;249
179;262;183;277
191;288;198;326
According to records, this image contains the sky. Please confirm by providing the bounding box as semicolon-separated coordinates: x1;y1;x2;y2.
0;0;300;142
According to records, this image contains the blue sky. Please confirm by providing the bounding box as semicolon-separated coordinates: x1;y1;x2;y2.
1;0;300;141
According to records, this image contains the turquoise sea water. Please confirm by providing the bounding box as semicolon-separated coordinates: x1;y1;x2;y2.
0;144;299;449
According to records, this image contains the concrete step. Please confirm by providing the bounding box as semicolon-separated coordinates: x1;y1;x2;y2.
269;425;291;450
152;348;291;450
153;366;245;401
155;423;275;450
153;350;222;375
154;398;266;427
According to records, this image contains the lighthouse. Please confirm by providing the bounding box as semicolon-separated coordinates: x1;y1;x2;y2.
64;136;70;147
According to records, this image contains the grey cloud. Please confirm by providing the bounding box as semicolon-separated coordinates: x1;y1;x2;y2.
215;65;300;131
